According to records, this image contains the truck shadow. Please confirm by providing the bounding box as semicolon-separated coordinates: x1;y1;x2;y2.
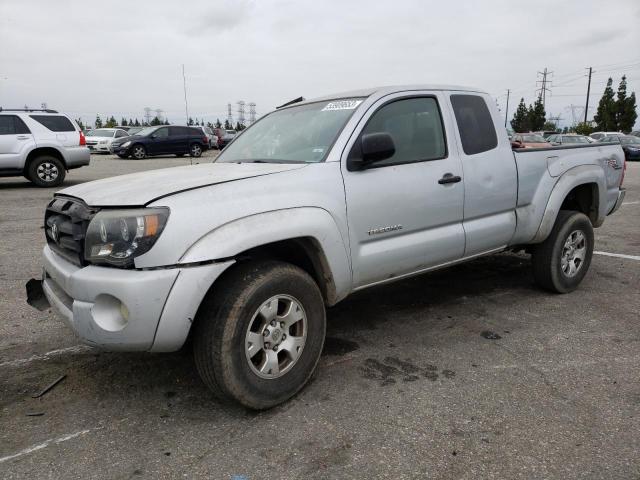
4;252;536;417
326;251;534;335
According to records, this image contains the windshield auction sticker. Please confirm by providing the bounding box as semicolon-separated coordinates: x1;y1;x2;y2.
322;99;363;111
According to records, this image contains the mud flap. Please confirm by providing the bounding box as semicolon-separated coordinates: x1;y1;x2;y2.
26;278;50;311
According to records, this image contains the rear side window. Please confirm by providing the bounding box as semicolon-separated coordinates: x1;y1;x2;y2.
450;95;498;155
30;115;75;132
187;127;202;136
0;116;15;134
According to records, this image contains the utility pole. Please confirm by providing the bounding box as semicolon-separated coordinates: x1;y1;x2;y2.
584;67;593;124
504;89;510;128
182;64;189;126
143;107;152;125
536;68;553;108
226;103;233;126
248;102;256;124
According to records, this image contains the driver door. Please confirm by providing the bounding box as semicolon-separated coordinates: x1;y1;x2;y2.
149;127;170;154
341;92;465;289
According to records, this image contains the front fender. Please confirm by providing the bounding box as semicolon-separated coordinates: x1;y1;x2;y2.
179;207;353;303
531;165;606;243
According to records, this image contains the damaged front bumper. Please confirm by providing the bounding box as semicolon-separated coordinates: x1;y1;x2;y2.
28;245;234;352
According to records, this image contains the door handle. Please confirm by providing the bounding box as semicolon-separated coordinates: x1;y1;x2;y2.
438;173;462;185
17;135;30;140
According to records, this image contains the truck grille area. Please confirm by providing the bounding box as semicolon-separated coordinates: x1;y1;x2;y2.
45;197;97;266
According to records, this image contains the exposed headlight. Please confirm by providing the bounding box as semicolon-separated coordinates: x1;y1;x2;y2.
627;146;640;152
121;141;131;148
85;208;169;267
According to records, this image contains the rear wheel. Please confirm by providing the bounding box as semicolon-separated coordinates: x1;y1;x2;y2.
189;143;203;157
131;145;146;159
193;261;326;410
27;156;66;187
531;210;594;293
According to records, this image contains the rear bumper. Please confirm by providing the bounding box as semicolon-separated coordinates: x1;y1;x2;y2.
41;245;234;352
608;188;626;215
65;147;91;168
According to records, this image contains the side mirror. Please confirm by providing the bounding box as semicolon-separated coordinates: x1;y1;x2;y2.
150;134;157;139
511;140;522;149
362;131;395;161
347;132;396;171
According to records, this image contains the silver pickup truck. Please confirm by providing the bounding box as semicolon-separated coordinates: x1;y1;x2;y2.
34;85;626;409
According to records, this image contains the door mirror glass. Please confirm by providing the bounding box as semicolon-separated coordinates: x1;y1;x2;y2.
361;132;396;164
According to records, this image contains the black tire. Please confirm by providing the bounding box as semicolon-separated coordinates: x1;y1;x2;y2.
531;210;594;293
131;144;146;160
117;154;128;159
189;143;203;157
193;261;326;410
27;155;66;187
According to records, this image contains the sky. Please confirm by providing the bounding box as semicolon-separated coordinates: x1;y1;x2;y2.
1;0;639;129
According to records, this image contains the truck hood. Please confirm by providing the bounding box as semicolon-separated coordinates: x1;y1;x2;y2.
57;162;307;207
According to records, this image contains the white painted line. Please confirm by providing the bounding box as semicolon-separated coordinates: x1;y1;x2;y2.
0;429;92;464
594;251;640;261
621;201;640;205
0;345;92;368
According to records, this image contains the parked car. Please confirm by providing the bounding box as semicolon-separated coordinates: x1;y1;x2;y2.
86;128;130;153
117;126;144;136
192;125;219;150
590;131;624;141
511;133;551;148
109;125;209;159
547;134;591;146
600;135;640;161
32;85;626;409
630;131;640;137
214;128;237;148
533;130;558;139
0;108;89;187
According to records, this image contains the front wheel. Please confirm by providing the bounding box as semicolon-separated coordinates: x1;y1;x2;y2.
531;210;594;293
193;261;326;410
131;144;146;160
189;143;203;157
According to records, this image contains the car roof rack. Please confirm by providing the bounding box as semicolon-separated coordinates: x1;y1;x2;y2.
276;96;305;109
0;107;59;113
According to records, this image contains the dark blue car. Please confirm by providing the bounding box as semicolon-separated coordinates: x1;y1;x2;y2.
110;125;210;159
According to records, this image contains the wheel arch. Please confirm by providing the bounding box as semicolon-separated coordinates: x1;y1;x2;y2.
23;147;67;174
179;208;352;305
532;165;605;243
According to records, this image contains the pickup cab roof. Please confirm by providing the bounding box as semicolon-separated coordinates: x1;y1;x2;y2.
293;84;489;107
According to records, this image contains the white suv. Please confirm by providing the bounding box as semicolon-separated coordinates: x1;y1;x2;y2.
0;109;90;187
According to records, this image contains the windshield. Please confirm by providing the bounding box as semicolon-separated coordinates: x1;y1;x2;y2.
621;136;640;145
88;129;115;137
521;134;547;143
134;127;159;136
217;99;363;163
127;127;143;134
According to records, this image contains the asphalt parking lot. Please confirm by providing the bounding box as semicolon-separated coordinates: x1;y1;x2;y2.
1;154;639;479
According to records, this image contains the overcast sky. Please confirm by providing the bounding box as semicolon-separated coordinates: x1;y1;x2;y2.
1;0;638;128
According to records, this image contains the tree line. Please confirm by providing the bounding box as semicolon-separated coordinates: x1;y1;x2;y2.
511;75;637;134
76;115;247;132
